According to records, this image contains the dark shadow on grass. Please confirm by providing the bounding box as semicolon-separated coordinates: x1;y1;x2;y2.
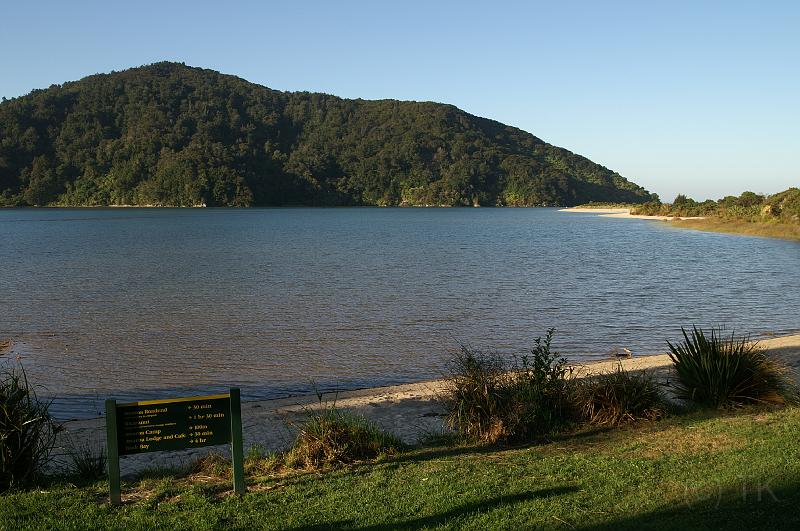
335;422;677;479
546;425;618;443
580;479;800;530
381;442;506;464
288;486;579;530
397;426;598;461
377;425;620;467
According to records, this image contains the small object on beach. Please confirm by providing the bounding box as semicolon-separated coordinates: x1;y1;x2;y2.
610;347;632;359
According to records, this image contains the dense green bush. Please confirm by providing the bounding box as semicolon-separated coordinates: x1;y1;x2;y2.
0;367;60;491
286;406;405;469
442;329;575;443
632;188;800;225
766;187;800;223
667;326;797;408
574;366;666;425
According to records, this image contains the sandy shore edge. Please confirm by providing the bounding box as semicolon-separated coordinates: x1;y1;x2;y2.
559;207;704;221
52;334;800;476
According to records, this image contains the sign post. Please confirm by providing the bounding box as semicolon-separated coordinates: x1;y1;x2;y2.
229;388;245;494
105;399;121;505
105;388;245;504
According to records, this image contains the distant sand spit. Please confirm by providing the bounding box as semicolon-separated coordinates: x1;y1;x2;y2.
559;207;704;221
52;334;800;476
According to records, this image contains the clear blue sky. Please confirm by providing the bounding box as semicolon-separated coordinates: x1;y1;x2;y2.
1;0;797;201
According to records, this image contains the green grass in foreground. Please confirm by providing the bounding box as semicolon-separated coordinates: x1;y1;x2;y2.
3;407;800;530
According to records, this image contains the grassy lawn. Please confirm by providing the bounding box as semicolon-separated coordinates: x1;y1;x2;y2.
2;407;799;530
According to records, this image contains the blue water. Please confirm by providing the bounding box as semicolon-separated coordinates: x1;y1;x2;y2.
1;208;798;419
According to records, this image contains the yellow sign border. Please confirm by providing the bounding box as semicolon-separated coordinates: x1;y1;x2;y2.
117;393;230;407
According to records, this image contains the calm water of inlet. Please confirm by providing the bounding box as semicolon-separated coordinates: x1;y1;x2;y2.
1;208;798;419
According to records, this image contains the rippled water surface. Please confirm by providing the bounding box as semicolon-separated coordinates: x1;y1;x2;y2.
1;208;798;419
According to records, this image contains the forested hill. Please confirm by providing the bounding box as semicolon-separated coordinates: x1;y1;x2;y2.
0;62;656;207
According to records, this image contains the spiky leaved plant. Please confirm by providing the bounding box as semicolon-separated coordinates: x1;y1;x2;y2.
1;366;60;491
666;326;797;408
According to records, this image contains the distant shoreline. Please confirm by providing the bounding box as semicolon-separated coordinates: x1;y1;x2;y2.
560;207;800;241
4;204;624;209
558;206;704;221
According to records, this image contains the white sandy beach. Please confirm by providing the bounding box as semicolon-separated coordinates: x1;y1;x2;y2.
52;334;800;477
559;207;704;221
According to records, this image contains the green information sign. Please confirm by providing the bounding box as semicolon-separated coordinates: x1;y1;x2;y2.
105;388;245;505
116;394;232;454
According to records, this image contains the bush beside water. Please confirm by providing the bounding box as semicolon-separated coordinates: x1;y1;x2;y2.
574;366;666;425
667;326;797;408
0;367;60;491
185;407;406;479
441;325;798;442
442;329;575;443
630;188;800;231
286;406;405;469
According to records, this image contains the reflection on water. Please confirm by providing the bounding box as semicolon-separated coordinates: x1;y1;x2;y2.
1;207;798;419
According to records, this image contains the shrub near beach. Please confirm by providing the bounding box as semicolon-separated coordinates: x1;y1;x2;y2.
0;367;60;491
442;329;575;443
183;406;406;478
574;366;666;426
667;326;798;408
286;404;405;469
